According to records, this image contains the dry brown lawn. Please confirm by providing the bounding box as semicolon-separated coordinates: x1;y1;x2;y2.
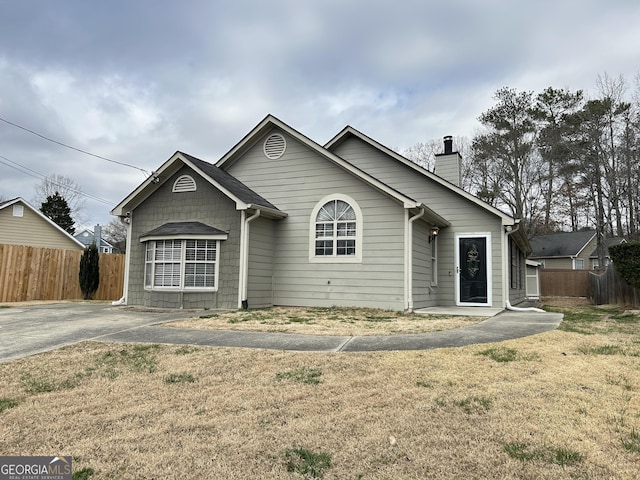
1;300;639;479
166;306;486;336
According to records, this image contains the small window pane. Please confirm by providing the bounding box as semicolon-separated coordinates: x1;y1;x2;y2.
315;240;333;256
337;239;356;255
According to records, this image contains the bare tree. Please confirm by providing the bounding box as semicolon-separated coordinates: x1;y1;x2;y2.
34;174;87;226
103;218;128;253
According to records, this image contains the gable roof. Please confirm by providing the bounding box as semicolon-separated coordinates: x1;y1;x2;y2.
111;151;286;219
215;114;450;228
74;228;116;250
0;197;86;249
324;126;516;226
529;230;596;258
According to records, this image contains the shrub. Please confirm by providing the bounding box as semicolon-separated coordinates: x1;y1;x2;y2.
79;244;100;300
609;242;640;288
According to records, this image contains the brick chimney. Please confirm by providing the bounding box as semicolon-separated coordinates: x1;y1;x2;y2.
434;135;461;187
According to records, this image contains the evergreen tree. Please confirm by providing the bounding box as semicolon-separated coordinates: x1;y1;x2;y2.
79;244;100;300
40;191;75;234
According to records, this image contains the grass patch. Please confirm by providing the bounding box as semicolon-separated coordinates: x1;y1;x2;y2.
0;398;20;413
477;346;519;362
72;467;95;480
553;447;583;467
276;367;323;385
164;373;196;384
287;316;313;324
622;429;640;454
548;304;640;336
97;345;159;374
579;344;625;356
503;442;546;461
504;442;583;466
416;380;435;388
284;447;332;478
21;373;56;394
173;346;199;355
453;395;493;413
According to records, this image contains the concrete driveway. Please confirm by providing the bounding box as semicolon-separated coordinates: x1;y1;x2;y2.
0;302;563;362
0;303;197;363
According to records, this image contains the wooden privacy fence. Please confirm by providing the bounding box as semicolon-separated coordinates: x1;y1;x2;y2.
590;265;640;308
540;269;591;298
0;244;125;302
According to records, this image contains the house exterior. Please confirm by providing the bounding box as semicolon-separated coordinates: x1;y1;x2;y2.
74;225;117;253
530;230;624;270
111;115;530;311
0;197;85;250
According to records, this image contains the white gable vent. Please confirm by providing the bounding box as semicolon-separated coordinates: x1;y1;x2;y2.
263;133;286;159
172;175;197;192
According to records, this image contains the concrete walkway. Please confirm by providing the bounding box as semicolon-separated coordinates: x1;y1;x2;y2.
0;303;563;361
97;310;563;353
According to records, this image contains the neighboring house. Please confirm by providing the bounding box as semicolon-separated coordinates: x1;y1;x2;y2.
74;225;117;253
0;197;85;250
111;115;531;311
530;230;624;270
589;237;626;270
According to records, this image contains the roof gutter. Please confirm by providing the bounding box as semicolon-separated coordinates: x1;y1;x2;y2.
238;209;261;309
405;206;426;312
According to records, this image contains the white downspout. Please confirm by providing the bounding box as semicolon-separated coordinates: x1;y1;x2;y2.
112;212;132;306
239;209;261;309
505;221;544;312
405;207;426;312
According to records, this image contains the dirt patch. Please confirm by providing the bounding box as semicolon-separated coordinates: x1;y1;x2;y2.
165;306;487;336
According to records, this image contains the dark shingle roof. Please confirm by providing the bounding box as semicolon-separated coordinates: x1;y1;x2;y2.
142;222;227;237
529;230;596;258
179;152;280;211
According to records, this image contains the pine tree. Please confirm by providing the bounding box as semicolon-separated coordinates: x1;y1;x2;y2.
40;191;75;234
79;244;100;300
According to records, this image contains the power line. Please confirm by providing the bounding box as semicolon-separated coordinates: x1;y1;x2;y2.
0;115;151;176
0;154;115;206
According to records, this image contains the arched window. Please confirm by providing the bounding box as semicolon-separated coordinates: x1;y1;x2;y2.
310;195;362;263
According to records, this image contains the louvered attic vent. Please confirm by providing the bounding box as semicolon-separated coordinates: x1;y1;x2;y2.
172;175;197;192
263;133;286;159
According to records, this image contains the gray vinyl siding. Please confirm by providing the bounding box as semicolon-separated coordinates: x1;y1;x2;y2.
227;129;407;310
127;166;241;309
412;219;437;308
246;216;275;308
0;201;83;250
332;137;507;308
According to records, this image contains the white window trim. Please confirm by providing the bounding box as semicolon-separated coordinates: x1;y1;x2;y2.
309;193;363;263
12;205;24;217
144;238;220;292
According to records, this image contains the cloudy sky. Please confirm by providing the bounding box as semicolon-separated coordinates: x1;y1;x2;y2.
1;0;638;229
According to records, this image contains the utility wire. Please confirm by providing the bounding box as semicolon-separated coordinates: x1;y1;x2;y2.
0;154;115;206
0;115;151;176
